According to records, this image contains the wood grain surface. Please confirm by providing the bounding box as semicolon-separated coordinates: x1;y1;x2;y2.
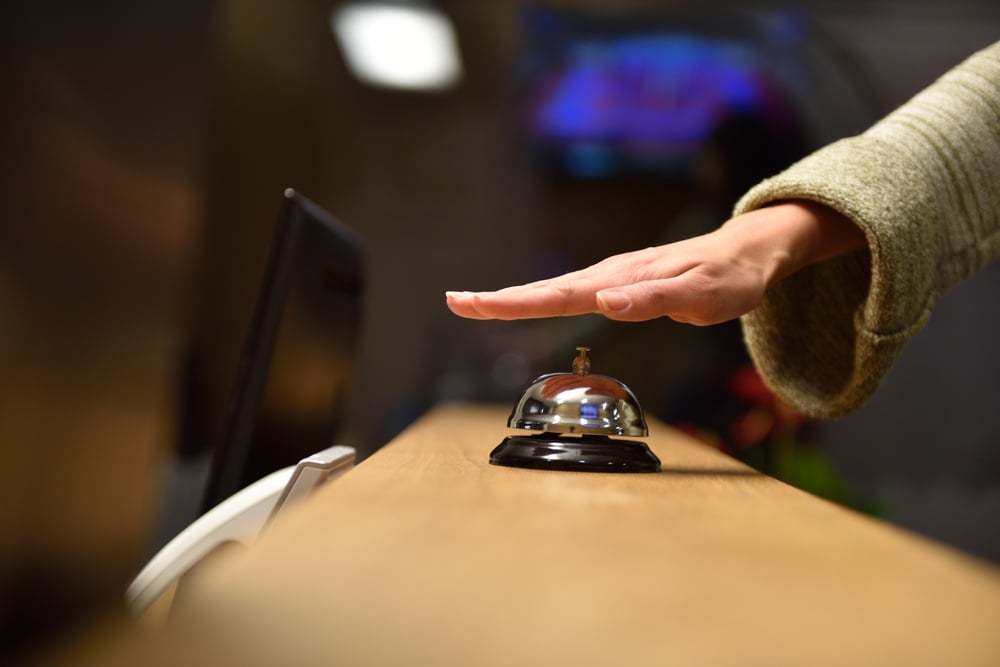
61;403;1000;666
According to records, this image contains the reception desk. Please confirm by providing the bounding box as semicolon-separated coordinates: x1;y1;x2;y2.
73;403;1000;665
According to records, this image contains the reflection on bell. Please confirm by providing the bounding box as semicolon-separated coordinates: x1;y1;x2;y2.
490;347;661;473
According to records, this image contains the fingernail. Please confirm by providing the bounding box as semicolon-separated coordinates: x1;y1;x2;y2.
446;291;471;300
597;290;630;312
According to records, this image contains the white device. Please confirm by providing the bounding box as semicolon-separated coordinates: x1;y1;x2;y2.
126;444;355;617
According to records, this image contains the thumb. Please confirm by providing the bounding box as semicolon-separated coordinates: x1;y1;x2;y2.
596;279;715;324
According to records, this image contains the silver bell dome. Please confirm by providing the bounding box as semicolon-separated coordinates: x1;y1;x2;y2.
507;347;648;437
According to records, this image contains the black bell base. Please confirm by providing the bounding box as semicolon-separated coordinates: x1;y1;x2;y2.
490;433;661;473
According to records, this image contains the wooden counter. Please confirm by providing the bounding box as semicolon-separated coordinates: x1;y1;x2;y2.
76;403;1000;665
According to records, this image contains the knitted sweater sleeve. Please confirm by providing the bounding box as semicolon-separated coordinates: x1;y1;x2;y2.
733;41;1000;419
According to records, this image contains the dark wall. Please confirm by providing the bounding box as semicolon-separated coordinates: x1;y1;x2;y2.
0;0;217;658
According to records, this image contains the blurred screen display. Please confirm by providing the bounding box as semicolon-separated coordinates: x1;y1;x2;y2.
518;6;808;178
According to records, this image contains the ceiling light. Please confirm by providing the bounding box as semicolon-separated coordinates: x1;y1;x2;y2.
331;2;463;91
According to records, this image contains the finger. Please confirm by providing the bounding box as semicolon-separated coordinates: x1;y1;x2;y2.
596;277;727;325
457;280;603;320
444;246;683;320
445;291;493;319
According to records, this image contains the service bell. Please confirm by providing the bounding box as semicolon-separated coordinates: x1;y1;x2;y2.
489;347;661;472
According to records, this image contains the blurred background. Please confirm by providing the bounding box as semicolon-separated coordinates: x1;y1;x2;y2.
2;0;999;660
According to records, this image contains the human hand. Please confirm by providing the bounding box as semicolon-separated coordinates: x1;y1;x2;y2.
446;201;864;325
447;233;768;325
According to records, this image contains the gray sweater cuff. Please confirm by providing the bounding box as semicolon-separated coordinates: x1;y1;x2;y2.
733;136;939;418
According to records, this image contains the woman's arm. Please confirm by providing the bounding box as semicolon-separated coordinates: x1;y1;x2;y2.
446;200;865;326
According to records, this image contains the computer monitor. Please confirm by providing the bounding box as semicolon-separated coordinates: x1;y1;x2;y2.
200;189;365;511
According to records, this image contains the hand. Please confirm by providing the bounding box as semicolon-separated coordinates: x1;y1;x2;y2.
447;234;769;325
446;201;865;326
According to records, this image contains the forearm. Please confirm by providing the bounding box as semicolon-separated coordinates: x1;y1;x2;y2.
732;41;1000;418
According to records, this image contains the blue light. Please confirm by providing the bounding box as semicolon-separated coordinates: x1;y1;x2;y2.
521;27;800;177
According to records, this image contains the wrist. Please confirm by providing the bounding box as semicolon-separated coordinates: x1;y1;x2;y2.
720;200;866;288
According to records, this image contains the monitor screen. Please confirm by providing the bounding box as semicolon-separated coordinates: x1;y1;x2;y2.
200;189;365;511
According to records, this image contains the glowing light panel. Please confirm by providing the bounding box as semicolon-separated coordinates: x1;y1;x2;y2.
331;3;462;91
